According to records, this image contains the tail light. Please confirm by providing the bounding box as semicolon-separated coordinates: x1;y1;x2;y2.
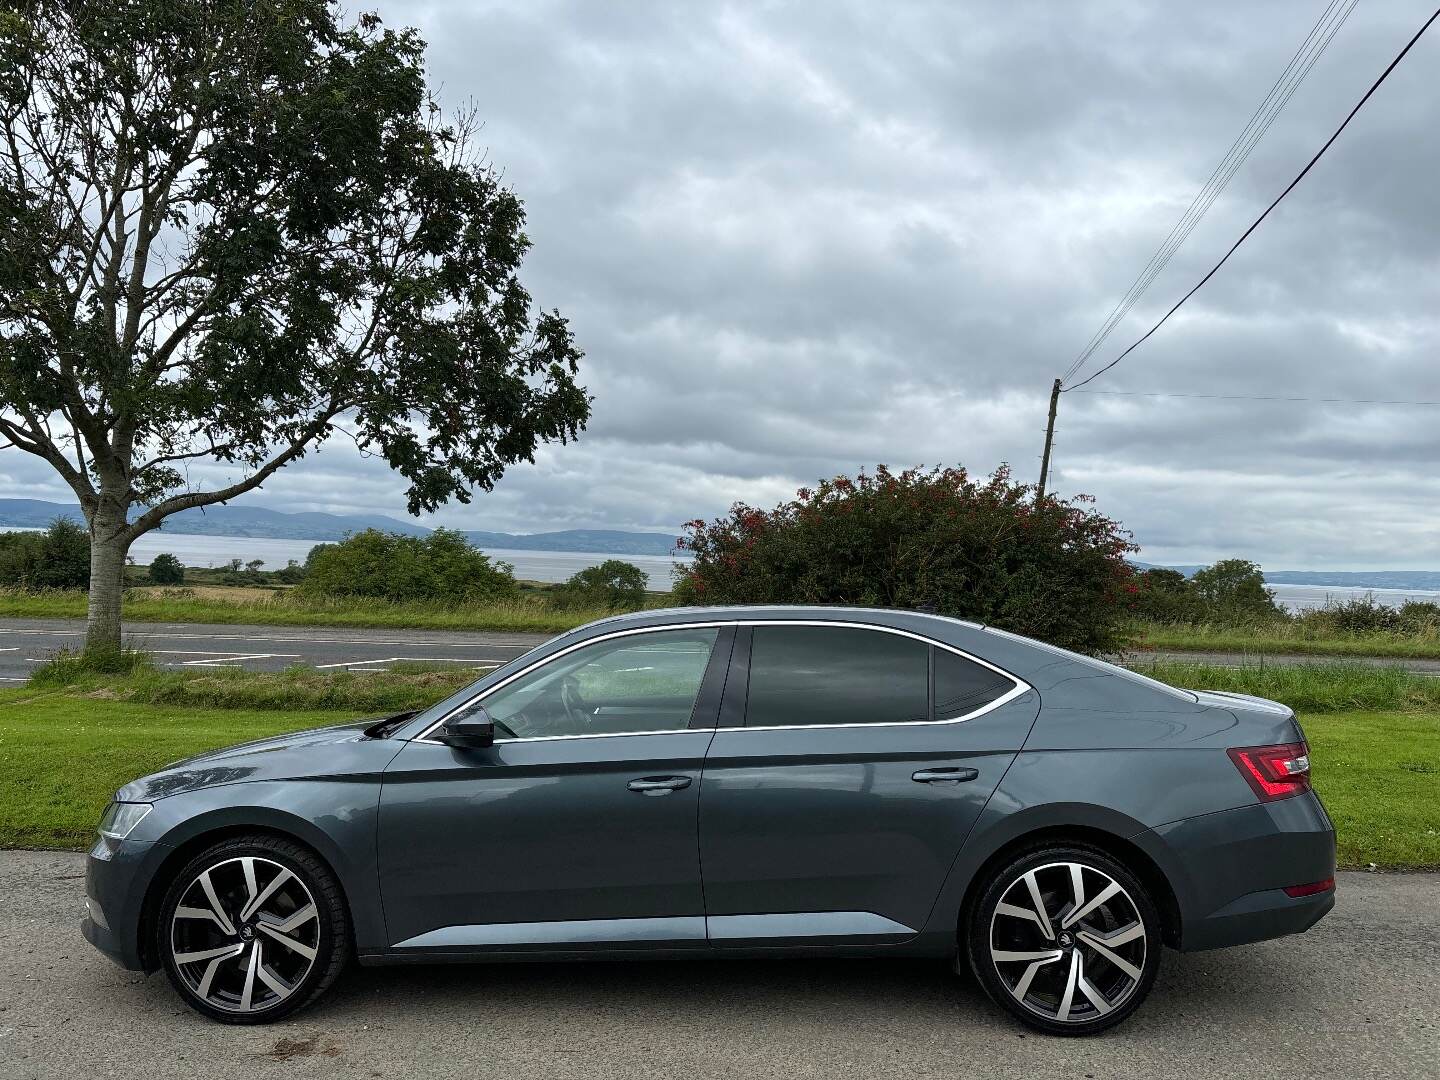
1227;742;1311;802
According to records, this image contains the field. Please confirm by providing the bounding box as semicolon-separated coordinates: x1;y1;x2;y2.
1;660;1436;867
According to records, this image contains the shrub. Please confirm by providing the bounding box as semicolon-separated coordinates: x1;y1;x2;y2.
298;528;517;603
553;560;648;610
673;464;1137;654
1129;567;1205;624
148;552;185;585
1190;559;1284;623
0;518;90;589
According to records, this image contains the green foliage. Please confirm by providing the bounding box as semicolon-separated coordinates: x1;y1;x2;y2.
1128;567;1205;624
297;528;517;603
1295;596;1440;636
273;559;307;585
674;464;1137;655
28;646;152;684
147;552;184;585
1137;660;1440;714
554;559;649;610
0;1;589;651
1190;559;1284;622
0;519;90;589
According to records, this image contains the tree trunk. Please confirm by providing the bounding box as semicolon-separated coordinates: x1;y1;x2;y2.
84;507;131;656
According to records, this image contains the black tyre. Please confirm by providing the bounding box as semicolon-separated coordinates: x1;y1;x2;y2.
156;835;350;1024
965;844;1162;1036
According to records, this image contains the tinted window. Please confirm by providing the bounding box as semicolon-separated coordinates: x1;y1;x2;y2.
746;626;928;727
452;628;719;739
934;649;1014;719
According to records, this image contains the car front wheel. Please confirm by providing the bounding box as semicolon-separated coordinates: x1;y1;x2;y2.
966;845;1162;1036
156;835;350;1023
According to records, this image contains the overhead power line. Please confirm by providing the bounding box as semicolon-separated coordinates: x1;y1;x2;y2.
1059;0;1361;387
1069;389;1440;407
1064;4;1440;393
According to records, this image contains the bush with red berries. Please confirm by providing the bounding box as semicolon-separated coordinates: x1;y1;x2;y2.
673;465;1137;654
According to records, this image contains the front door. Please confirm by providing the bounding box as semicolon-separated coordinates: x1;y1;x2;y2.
698;623;1038;946
379;625;731;953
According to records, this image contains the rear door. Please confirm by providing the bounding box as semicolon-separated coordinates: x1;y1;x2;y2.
698;623;1038;946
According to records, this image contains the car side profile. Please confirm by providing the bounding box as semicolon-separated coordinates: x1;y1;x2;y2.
83;606;1336;1034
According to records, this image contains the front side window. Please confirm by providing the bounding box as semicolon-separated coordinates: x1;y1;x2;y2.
746;626;929;727
447;628;720;740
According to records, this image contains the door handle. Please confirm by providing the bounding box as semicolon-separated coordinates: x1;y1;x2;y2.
627;776;693;796
911;767;979;785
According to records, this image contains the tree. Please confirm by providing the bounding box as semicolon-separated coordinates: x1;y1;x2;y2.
1190;559;1284;623
0;2;589;653
0;517;90;588
674;465;1138;654
298;528;515;603
1129;567;1204;624
147;551;183;585
555;559;649;610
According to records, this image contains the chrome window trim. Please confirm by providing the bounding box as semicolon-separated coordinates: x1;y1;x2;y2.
413;619;1032;745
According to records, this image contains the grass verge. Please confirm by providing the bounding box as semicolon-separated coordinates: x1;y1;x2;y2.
0;587;636;633
1129;620;1440;660
1131;660;1440;713
2;662;1436;866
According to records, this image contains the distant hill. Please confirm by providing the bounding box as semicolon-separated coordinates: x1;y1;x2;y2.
0;498;678;555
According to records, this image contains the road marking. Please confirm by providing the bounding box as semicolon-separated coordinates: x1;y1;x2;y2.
180;652;295;667
313;656;502;670
0;627;537;649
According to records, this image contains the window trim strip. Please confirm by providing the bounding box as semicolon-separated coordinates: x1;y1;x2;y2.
412;618;1032;745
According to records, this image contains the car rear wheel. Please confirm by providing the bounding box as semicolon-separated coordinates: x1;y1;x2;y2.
157;835;350;1023
966;845;1161;1036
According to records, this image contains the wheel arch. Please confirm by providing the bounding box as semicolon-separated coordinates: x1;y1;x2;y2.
138;814;357;972
921;802;1186;951
956;823;1183;950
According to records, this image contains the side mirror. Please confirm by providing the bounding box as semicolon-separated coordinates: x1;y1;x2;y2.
436;707;495;750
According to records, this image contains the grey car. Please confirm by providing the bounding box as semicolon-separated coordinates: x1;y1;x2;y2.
82;606;1335;1035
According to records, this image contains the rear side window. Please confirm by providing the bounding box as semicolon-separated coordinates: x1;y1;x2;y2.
746;626;929;727
934;649;1014;720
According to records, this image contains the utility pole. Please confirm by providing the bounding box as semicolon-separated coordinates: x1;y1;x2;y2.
1037;378;1061;500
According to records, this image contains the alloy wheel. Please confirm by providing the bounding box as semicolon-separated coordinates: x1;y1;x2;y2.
169;856;320;1014
988;860;1147;1024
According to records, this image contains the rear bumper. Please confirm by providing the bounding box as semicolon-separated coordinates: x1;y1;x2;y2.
1145;791;1337;952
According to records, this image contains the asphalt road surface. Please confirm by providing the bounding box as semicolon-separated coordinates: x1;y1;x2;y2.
4;617;1440;684
0;852;1434;1079
0;618;551;682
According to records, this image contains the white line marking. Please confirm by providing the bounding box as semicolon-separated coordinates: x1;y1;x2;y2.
314;656;501;670
0;627;535;649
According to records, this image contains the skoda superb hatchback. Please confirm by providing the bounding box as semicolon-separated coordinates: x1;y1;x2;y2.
83;607;1336;1034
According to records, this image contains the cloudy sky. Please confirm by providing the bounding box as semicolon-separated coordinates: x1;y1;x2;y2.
9;0;1440;568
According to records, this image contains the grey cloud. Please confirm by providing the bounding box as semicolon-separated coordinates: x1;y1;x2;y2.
6;0;1438;570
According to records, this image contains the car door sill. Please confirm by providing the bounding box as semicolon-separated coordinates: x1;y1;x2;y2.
388;911;917;951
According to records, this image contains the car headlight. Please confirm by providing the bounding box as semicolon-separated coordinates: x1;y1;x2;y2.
98;801;152;841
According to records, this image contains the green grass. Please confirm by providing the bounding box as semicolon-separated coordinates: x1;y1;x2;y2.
1131;660;1440;713
0;587;638;633
0;690;343;848
1303;711;1440;870
1130;620;1440;660
3;659;1437;866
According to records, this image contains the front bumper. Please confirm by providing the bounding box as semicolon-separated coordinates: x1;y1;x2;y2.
1148;790;1337;952
82;836;164;971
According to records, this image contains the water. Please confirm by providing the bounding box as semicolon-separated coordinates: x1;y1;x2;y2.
119;532;693;589
17;527;1440;605
1265;583;1440;612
